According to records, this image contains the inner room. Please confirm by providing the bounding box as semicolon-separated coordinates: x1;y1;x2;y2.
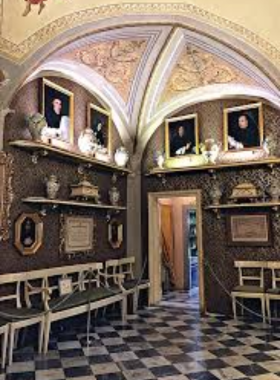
1;1;280;380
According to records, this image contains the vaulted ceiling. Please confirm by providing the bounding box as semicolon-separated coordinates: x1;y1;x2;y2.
1;1;280;154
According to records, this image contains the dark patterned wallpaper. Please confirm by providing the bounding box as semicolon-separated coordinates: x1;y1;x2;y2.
142;98;280;315
1;78;127;275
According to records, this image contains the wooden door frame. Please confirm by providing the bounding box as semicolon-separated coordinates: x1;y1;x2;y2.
148;190;205;313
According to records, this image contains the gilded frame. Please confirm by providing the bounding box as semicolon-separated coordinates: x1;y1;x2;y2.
60;215;96;256
41;78;75;144
88;103;112;155
14;213;43;255
0;152;13;241
108;218;123;249
165;113;199;161
223;102;264;151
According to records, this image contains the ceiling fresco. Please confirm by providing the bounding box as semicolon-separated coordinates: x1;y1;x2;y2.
59;39;148;103
160;45;258;105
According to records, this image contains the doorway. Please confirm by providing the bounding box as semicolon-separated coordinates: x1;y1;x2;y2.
148;190;205;313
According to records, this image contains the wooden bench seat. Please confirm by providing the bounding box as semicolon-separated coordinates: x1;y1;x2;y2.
0;262;128;365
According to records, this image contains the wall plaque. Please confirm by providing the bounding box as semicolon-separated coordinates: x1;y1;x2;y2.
60;215;96;256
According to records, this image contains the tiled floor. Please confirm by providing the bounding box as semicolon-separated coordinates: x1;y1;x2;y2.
160;289;200;310
3;300;280;380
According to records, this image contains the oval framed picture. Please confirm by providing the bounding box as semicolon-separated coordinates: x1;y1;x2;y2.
14;213;43;255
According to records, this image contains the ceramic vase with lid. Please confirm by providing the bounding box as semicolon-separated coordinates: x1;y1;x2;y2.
268;182;280;202
109;187;120;206
46;174;60;199
209;184;222;206
78;128;97;156
114;147;129;168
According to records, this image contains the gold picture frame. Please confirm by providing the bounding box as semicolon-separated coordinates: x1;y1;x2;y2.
88;103;112;155
41;78;75;144
165;113;199;161
0;152;13;241
15;213;43;255
223;102;264;151
60;215;96;256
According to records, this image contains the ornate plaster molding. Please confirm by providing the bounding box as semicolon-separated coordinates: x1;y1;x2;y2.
1;3;280;67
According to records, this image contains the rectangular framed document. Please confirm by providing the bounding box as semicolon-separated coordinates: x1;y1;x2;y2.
60;215;96;255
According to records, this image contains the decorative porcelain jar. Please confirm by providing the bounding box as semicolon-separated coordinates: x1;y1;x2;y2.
109;186;120;206
114;147;129;168
78;128;97;156
268;182;280;202
209;185;222;206
27;113;48;141
200;139;221;164
46;175;60;200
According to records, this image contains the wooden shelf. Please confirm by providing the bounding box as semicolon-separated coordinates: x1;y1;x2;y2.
22;197;126;211
205;201;280;211
146;157;280;176
9;140;132;175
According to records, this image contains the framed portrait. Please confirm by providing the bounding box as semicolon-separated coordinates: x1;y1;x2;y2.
15;213;43;255
41;78;74;144
60;215;96;256
165;113;199;160
227;213;272;246
0;152;13;242
108;219;123;249
224;102;264;151
88;103;112;154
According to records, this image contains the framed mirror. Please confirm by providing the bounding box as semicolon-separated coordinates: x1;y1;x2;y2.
0;152;13;241
15;213;43;255
108;219;123;249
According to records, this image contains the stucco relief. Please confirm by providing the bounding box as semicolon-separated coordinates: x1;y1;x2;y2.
160;46;257;104
60;39;147;103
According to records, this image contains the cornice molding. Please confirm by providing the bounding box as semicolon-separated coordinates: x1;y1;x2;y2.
0;3;280;66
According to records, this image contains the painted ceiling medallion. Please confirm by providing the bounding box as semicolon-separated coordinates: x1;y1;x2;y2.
160;45;257;104
61;39;147;102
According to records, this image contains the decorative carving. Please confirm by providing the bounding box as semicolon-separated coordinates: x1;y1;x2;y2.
0;3;279;68
61;39;147;102
0;152;14;242
161;45;256;103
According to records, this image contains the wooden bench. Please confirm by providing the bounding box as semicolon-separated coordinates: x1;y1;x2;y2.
0;262;127;365
231;261;267;324
105;257;150;313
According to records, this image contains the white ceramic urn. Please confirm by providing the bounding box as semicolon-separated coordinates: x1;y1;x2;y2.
46;175;60;199
114;147;129;167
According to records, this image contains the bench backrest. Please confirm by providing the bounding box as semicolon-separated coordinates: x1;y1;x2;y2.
234;261;266;288
267;261;280;289
0;262;104;309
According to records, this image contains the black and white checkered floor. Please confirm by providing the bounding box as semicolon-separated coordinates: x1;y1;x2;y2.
3;293;280;380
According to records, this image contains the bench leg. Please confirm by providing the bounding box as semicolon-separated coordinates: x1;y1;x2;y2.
38;320;44;354
8;326;15;366
266;296;271;325
133;290;139;314
232;295;237;320
1;330;8;369
261;297;266;325
43;316;51;354
121;296;127;324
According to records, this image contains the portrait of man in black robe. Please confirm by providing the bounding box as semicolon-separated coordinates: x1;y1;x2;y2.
168;116;198;157
43;80;73;142
227;105;262;150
